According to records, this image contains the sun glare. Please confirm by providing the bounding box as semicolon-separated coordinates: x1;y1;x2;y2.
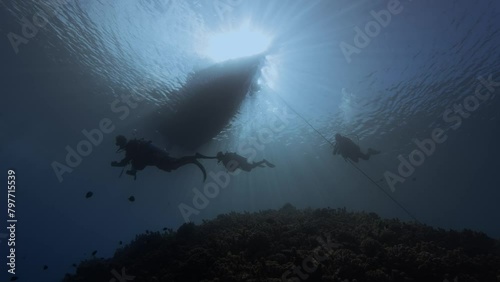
202;24;272;62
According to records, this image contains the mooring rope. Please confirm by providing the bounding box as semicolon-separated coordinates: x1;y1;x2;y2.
274;93;421;223
346;159;421;223
275;94;335;147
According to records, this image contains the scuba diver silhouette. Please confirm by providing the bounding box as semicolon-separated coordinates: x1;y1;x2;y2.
215;151;275;172
110;135;210;181
333;133;380;163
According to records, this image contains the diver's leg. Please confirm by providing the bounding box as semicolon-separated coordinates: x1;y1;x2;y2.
157;156;182;171
359;152;370;160
350;156;360;163
169;156;199;169
195;153;217;159
238;163;253;172
160;156;207;181
156;161;173;172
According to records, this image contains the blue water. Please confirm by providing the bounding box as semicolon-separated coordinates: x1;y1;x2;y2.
1;0;499;281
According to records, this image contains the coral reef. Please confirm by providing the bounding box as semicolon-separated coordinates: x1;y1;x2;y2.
63;204;500;282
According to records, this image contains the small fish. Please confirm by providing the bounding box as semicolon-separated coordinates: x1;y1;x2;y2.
91;250;97;256
128;196;135;202
162;227;168;231
43;265;48;270
85;191;93;198
10;277;18;281
119;241;122;245
72;263;77;268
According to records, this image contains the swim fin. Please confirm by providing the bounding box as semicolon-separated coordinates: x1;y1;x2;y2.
264;160;276;168
191;159;207;182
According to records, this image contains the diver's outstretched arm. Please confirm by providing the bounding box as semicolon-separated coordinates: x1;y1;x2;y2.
111;157;130;167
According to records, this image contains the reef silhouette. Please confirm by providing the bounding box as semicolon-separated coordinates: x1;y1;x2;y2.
63;205;500;282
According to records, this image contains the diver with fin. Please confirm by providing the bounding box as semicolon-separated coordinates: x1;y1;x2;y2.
111;135;210;181
333;133;380;163
215;151;275;172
